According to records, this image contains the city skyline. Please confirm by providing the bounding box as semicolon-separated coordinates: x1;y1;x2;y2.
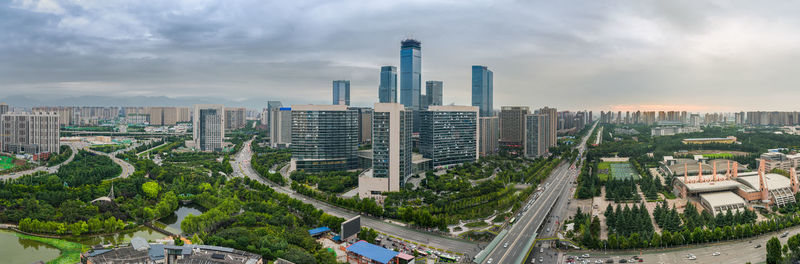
5;1;800;111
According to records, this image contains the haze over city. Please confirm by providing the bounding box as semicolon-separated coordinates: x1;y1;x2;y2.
4;0;800;111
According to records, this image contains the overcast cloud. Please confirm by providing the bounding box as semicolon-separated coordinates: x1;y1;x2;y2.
3;0;800;111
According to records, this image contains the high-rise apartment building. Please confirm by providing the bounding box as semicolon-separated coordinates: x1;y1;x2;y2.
31;106;73;126
177;107;191;123
400;39;421;109
358;103;413;199
265;101;283;132
524;114;547;158
270;107;292;148
351;107;373;145
1;112;60;156
539;107;558;149
379;66;397;103
479;117;499;156
499;106;530;147
290;105;358;172
426;81;443;107
225;107;247;131
193;104;225;152
471;65;493;117
0;104;8;116
332;80;351;106
419;105;479;168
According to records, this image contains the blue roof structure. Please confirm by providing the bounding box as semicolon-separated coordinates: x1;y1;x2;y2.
308;227;331;236
149;244;165;261
346;240;399;264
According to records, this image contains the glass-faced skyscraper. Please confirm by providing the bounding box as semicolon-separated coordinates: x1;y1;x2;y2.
425;81;443;107
332;80;350;106
400;39;421;109
471;65;493;117
379;66;397;103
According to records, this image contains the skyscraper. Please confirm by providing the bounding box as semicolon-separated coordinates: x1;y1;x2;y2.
358;103;413;199
270;107;292;148
524;114;547;158
290;105;358;172
426;81;443;107
193;104;225;152
499;106;530;147
332;80;350;106
265;101;282;132
400;39;421;109
479;117;499;156
379;66;397;103
419;105;479;168
471;65;493;117
539;107;558;150
224;107;246;131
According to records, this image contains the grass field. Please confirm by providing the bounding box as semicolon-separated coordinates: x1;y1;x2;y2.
14;233;87;264
598;161;640;181
702;153;735;159
0;156;16;170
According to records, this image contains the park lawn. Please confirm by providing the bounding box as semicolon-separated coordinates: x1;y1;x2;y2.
597;162;611;181
14;233;87;264
0;156;16;170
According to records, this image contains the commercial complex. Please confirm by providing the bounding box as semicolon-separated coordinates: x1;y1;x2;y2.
524;114;547;158
333;80;351;106
359;103;412;199
760;152;800;172
193;104;225;152
419;105;479;168
400;39;421;110
471;65;493;117
479;117;499;156
81;237;262;264
269;107;292;148
290;105;358;172
425;81;443;107
499;106;530;147
1;112;60;156
225;107;247;130
379;66;397;103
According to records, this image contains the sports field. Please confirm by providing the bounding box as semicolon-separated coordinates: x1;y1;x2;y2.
0;156;16;170
597;161;640;181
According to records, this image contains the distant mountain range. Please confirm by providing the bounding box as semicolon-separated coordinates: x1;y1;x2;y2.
0;95;269;109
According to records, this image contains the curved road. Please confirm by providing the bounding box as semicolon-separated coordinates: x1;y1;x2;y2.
231;139;482;257
0;144;78;180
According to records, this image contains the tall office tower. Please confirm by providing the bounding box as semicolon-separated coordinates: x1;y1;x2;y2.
225;107;247;130
358;103;413;199
499;106;530;147
266;101;283;132
193;104;225;152
332;80;351;106
589;111;593;123
270;107;292;148
400;39;421;109
471;65;494;117
1;112;60;156
539;107;558;149
419;105;479;168
426;81;443;107
479;117;499;156
419;94;429;110
524;114;547;158
351;107;373;145
290;105;358;172
379;66;398;103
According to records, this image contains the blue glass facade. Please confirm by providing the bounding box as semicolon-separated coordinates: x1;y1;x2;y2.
400;39;421;109
332;80;350;106
471;65;493;117
379;66;397;103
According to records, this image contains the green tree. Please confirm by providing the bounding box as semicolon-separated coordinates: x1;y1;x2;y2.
142;181;161;199
767;236;782;264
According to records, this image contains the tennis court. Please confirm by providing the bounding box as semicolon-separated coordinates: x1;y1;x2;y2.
610;162;639;180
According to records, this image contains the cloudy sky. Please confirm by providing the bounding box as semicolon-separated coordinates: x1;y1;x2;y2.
3;0;800;111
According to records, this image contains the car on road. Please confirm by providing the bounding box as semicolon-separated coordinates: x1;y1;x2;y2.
582;254;590;258
503;242;508;248
782;231;790;238
618;259;627;263
755;244;762;248
538;257;543;263
712;252;720;256
487;258;492;264
688;255;697;260
605;259;613;263
594;260;603;264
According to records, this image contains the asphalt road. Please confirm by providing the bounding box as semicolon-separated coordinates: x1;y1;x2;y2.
0;144;78;180
484;121;595;264
231;139;482;257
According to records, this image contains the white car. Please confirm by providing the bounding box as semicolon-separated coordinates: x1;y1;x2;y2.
688;255;697;260
503;242;509;248
487;258;493;264
712;252;720;256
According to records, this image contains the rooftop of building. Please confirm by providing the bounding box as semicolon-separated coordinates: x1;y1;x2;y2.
682;136;736;141
83;240;261;264
700;191;747;209
346;240;401;264
737;172;792;190
291;104;350;111
401;39;421;49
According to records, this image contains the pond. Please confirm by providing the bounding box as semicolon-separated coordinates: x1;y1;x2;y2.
0;230;60;264
158;204;207;235
65;225;169;246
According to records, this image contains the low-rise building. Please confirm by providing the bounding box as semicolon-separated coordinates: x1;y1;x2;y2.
81;238;262;264
681;136;737;144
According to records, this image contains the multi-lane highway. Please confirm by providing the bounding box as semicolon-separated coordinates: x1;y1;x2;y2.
231;139;482;257
481;121;595;264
